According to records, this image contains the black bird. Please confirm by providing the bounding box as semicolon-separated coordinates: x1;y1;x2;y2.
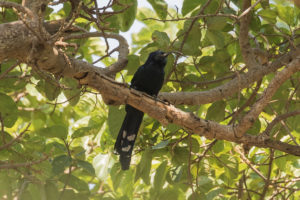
114;50;169;170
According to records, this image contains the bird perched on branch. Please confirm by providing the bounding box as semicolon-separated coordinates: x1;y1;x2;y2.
114;50;169;170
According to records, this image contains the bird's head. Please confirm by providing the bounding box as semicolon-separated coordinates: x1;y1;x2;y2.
147;50;169;67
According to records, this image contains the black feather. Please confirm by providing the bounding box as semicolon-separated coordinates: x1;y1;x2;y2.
114;50;169;170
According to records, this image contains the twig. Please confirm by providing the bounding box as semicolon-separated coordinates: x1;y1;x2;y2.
234;146;267;181
0;1;34;18
235;57;300;137
260;149;274;200
0;154;49;169
0;123;31;151
238;0;262;19
143;13;237;22
0;62;20;80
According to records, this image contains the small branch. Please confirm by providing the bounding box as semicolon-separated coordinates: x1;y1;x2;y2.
260;149;274;200
0;62;20;80
0;154;49;169
235;57;300;137
234;146;267;181
0;123;31;151
159;50;299;105
64;31;129;76
165;0;214;84
0;114;4;143
238;0;262;19
238;0;261;69
143;13;237;22
264;108;300;145
59;139;73;200
0;0;35;19
228;79;262;123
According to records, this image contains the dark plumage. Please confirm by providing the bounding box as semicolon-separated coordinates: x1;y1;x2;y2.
114;50;169;170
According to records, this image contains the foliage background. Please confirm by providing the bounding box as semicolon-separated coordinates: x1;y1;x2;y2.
0;0;299;199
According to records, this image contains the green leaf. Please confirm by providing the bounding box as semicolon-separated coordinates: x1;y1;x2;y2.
275;154;287;171
154;160;168;191
205;30;225;49
207;17;228;31
275;1;295;25
197;175;213;186
76;160;95;175
59;189;76;200
172;147;189;165
261;0;270;9
38;125;68;139
126;55;140;75
163;54;175;81
152;140;169;150
0;93;18;127
113;0;137;31
135;149;152;184
147;0;168;20
203;0;221;14
72;127;97;139
59;174;89;192
182;0;204;16
167;165;187;184
206;101;226;122
159;187;181;200
62;78;80;106
52;155;72;174
108;106;126;138
258;9;277;24
151;121;161;133
152;30;170;49
0;62;25;93
166;123;180;132
45;181;59;200
247;119;261;135
27;183;44;200
183;137;199;153
174;21;202;56
93;153;115;180
182;74;202;83
212;140;224;154
44;81;60;101
19;191;32;200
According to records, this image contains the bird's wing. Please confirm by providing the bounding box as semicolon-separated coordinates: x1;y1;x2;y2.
130;65;145;88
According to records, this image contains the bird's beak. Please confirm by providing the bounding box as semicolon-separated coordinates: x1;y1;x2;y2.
162;52;170;57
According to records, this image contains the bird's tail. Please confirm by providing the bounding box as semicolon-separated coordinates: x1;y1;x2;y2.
114;105;144;170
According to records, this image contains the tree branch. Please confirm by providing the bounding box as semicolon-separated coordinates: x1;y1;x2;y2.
0;0;35;18
0;123;31;151
235;57;300;136
0;154;49;169
263;110;300;135
0;19;299;156
64;32;129;76
74;72;300;156
159;50;299;105
238;0;261;69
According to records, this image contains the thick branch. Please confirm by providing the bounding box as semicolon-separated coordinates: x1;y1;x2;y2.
0;21;299;107
235;57;300;136
159;50;299;105
75;72;300;156
0;21;299;156
64;32;129;76
263;110;300;135
238;0;260;69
